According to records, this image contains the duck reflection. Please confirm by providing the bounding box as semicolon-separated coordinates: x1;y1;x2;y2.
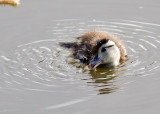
87;67;120;95
68;59;122;95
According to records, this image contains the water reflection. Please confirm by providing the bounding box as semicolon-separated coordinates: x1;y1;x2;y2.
70;61;120;94
88;67;119;95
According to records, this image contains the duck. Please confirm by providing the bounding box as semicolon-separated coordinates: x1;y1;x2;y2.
60;31;128;70
0;0;20;7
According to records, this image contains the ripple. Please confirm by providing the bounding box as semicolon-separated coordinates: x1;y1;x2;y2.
44;97;89;110
1;19;160;95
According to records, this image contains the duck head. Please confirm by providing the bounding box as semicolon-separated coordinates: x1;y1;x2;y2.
88;39;120;70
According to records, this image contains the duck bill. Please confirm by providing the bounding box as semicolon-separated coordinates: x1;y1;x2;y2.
88;55;102;70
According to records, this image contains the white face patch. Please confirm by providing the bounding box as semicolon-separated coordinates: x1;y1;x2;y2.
98;40;120;66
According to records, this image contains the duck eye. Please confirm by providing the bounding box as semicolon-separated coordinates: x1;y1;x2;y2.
101;47;106;52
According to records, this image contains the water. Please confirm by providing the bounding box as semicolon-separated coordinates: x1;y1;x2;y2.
0;0;160;114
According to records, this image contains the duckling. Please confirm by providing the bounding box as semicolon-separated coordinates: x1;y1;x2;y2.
60;31;128;70
0;0;20;7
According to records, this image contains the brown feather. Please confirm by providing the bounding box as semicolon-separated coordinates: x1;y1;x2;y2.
60;31;128;64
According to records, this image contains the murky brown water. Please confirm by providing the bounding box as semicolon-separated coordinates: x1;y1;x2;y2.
0;0;160;114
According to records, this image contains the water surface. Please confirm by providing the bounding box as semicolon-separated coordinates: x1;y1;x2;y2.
0;0;160;114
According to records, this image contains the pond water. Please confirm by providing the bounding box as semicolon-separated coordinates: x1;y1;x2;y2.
0;0;160;114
